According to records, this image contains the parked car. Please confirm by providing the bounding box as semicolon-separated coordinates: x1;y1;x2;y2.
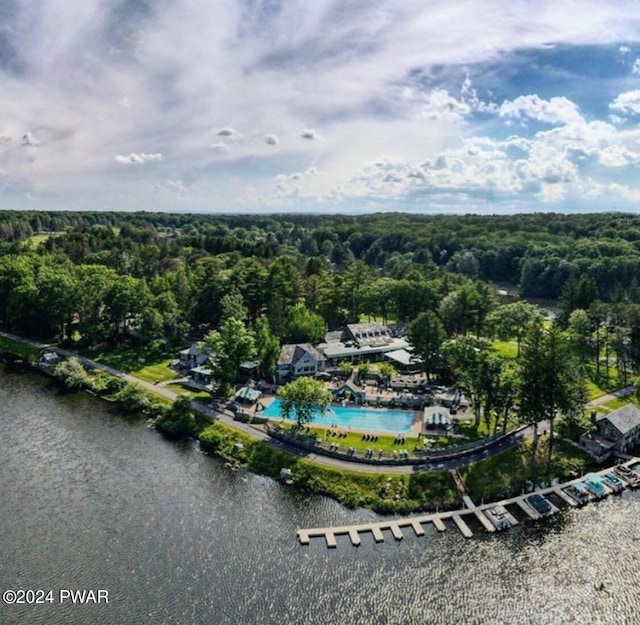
526;493;553;517
485;505;510;531
564;483;589;506
602;472;624;493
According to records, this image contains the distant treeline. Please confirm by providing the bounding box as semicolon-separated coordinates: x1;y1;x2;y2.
2;211;640;301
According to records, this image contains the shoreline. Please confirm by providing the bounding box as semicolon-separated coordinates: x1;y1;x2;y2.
0;331;599;514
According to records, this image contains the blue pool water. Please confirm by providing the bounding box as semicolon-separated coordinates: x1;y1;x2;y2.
261;398;414;434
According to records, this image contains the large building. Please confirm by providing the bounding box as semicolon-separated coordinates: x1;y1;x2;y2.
580;404;640;458
277;343;325;383
318;322;410;366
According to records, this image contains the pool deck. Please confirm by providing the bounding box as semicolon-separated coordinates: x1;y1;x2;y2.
258;395;420;435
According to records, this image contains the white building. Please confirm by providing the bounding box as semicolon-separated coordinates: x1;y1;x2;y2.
277;343;325;383
318;322;410;366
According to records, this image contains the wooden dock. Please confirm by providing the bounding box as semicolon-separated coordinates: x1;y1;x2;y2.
296;458;640;548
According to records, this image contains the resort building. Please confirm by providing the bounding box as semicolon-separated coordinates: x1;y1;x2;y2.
178;343;210;370
277;343;325;383
581;404;640;458
318;322;410;366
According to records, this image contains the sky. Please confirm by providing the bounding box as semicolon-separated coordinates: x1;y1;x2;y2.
5;1;640;214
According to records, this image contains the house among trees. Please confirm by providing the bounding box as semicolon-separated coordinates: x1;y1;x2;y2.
189;364;213;386
277;343;325;383
581;404;640;459
178;343;210;371
319;322;410;366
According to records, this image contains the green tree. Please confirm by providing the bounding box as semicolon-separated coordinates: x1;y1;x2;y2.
112;382;150;413
254;316;280;381
487;301;540;356
519;322;585;463
567;308;592;363
377;361;396;383
219;290;248;323
277;377;332;429
53;357;91;389
285;303;325;344
409;311;445;382
204;317;256;393
155;396;197;438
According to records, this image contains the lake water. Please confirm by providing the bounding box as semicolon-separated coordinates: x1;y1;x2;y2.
262;397;415;433
2;367;640;625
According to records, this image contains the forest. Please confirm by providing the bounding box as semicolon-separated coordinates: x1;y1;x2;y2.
3;209;640;477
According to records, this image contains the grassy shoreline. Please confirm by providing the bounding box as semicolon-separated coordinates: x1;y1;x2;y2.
0;336;603;515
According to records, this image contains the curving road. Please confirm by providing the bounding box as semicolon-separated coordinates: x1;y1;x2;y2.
0;330;589;475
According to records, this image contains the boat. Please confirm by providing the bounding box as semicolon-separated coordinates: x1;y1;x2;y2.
525;493;553;517
484;505;510;531
564;483;590;505
601;472;624;493
614;465;640;488
583;473;608;499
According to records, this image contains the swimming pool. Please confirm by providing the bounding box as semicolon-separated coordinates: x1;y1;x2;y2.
261;398;414;434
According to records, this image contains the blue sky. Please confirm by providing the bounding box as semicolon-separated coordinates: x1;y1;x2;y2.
4;1;640;213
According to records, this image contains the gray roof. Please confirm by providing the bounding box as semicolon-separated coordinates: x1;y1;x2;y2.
332;380;364;396
324;330;345;343
384;348;415;366
235;387;262;402
346;322;391;346
320;337;409;359
599;404;640;436
278;343;323;366
180;343;207;356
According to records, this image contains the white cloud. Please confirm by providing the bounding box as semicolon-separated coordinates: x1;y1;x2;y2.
610;90;640;115
210;142;230;153
21;133;39;147
633;59;640;74
499;95;584;125
115;152;164;165
2;1;640;210
420;89;471;122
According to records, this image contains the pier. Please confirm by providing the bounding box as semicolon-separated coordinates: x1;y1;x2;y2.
297;459;640;547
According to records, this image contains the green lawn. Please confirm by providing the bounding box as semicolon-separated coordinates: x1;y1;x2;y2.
0;335;43;360
82;342;174;374
460;437;593;501
25;232;63;247
490;340;518;359
596;395;637;414
272;420;483;454
130;359;180;384
166;383;211;401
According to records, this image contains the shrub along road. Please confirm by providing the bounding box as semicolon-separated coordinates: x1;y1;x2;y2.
1;330;558;475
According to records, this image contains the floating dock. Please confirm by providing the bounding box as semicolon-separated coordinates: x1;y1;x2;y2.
297;459;640;547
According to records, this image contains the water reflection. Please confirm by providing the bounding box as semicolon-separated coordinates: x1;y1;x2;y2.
1;368;639;625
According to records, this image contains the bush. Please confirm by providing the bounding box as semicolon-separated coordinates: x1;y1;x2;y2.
53;357;91;390
155;397;197;438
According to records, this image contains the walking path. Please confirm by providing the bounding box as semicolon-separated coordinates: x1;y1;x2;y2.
586;386;635;408
0;330;615;475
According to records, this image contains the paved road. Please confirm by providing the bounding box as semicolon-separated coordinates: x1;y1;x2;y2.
0;330;596;475
586;386;635;408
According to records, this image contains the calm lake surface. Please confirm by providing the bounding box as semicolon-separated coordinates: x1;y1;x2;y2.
2;368;640;625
